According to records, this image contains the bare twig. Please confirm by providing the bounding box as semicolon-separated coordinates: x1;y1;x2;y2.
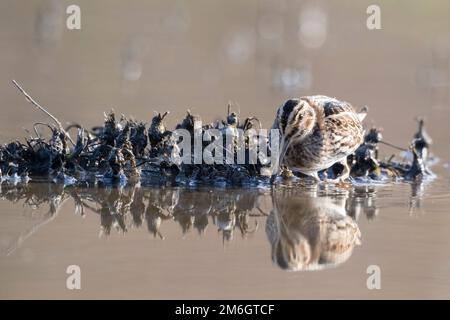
12;80;75;145
379;140;408;152
33;122;54;139
161;111;169;120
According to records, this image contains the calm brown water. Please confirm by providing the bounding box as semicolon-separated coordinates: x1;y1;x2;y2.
0;0;450;299
1;175;450;299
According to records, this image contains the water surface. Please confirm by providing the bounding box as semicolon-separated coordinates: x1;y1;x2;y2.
1;172;450;299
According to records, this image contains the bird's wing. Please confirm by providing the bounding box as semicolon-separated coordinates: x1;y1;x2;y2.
303;96;364;157
323;114;364;157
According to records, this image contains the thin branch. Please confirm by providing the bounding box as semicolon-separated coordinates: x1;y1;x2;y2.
379;140;408;152
12;80;75;145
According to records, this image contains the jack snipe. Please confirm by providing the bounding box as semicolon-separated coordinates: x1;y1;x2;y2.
272;95;367;181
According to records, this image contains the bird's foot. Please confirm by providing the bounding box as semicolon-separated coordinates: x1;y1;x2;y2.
304;172;321;183
324;177;352;189
324;173;351;184
324;176;343;184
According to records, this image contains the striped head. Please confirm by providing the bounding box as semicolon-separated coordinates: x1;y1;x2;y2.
272;99;316;141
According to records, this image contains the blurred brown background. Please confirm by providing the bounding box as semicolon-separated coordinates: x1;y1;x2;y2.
1;1;450;299
0;0;449;159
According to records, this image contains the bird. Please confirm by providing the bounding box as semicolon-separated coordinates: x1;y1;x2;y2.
271;95;367;182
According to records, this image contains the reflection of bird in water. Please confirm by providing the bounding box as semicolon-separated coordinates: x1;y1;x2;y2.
266;189;361;271
271;96;366;181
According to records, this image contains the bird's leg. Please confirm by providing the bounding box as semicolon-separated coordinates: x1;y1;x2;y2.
339;160;351;182
308;171;321;182
325;160;351;183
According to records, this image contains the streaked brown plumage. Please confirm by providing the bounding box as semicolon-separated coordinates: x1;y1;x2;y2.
272;95;366;181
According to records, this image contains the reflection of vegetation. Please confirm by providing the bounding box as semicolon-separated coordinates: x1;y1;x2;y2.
1;180;428;272
0;183;267;246
77;186;268;240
